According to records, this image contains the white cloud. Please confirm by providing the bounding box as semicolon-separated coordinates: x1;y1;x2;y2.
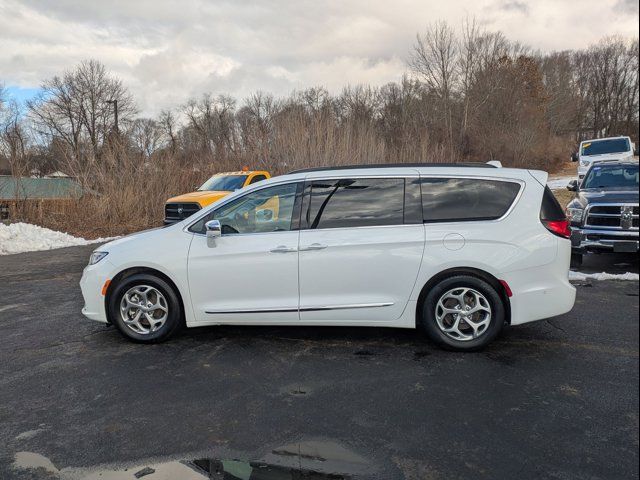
1;0;638;116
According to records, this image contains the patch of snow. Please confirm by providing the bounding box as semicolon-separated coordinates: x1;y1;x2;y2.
12;452;59;474
569;270;639;282
15;429;45;441
0;222;117;255
547;175;576;190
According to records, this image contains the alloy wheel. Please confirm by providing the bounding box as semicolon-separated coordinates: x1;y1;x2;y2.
119;285;169;335
434;287;492;341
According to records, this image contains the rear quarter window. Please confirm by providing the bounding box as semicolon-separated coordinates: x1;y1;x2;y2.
540;186;566;221
421;178;521;223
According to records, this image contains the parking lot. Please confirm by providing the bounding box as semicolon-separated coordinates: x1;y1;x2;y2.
0;245;638;479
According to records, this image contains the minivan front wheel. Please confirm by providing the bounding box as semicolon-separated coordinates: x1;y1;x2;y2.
108;273;183;343
420;275;505;351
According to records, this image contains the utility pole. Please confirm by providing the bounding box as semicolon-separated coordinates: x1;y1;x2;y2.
106;99;118;133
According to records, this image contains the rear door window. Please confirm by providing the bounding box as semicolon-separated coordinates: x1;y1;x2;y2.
304;178;405;229
421;178;521;223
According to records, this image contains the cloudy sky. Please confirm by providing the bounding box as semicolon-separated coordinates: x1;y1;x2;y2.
1;0;638;116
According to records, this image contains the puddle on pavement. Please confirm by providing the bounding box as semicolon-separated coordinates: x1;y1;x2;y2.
13;441;367;479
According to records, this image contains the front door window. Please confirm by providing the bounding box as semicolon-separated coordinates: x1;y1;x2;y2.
190;183;299;235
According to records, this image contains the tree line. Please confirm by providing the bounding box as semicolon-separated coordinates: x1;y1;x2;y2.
1;22;638;185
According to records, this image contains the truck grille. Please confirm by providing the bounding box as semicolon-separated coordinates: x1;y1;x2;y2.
164;202;201;223
585;204;639;231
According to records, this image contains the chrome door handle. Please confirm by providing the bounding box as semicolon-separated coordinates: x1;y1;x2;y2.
300;243;328;251
270;245;297;253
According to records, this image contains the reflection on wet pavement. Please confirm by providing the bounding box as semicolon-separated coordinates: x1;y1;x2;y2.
192;458;348;479
14;454;350;479
13;441;367;479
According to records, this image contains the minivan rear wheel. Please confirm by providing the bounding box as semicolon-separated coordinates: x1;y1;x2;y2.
420;275;505;351
108;273;183;343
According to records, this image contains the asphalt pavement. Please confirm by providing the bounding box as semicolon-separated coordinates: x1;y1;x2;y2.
0;245;638;479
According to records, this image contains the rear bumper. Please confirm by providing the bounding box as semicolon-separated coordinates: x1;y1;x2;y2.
504;240;576;326
571;227;639;252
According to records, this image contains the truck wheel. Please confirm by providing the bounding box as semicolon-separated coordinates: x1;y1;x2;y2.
419;275;505;351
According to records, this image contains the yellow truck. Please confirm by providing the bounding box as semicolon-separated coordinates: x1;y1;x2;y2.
164;169;271;224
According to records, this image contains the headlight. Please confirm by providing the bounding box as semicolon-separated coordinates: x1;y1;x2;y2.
580;160;590;167
88;251;108;265
566;207;584;223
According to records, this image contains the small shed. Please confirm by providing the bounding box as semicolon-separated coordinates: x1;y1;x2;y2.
0;176;84;220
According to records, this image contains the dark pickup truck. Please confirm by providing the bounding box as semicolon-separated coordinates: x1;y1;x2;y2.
565;160;639;266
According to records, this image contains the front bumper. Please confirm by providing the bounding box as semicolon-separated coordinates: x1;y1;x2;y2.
571;227;639;253
79;259;115;323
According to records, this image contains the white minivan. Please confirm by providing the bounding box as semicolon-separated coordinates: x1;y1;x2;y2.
80;164;576;351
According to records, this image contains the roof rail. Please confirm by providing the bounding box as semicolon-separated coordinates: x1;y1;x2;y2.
287;162;497;175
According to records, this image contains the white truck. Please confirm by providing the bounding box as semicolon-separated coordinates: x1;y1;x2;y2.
571;136;637;180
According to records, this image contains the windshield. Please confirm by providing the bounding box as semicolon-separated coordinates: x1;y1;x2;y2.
198;175;247;192
581;138;630;156
582;164;639;190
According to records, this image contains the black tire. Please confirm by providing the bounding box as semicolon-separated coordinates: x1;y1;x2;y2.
108;273;184;343
419;275;505;351
570;252;583;269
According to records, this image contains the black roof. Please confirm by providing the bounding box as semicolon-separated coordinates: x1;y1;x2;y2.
287;162;496;175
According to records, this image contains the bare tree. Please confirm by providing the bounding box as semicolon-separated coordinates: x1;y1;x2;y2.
26;60;136;169
183;93;238;157
128;118;163;159
0;99;36;189
158;109;178;154
409;21;458;148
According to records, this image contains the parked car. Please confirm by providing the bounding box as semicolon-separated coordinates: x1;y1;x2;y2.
164;169;271;224
566;160;639;266
81;163;576;351
571;136;636;181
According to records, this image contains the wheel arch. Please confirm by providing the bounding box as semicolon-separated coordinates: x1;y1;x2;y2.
415;267;512;326
105;266;185;324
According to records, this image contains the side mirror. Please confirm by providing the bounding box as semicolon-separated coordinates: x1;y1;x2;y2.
566;180;579;192
570;152;579;162
205;219;221;246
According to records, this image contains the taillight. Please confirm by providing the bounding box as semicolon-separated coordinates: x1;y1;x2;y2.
540;187;571;239
542;219;571;239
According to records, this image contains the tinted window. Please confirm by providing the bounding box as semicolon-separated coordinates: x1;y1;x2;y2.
249;174;267;185
305;178;404;229
404;177;423;224
540;186;565;221
582;164;639;190
189;182;301;235
198;175;247;192
421;178;521;223
581;138;630;156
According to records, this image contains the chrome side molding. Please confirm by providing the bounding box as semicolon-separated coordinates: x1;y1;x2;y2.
205;302;394;315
